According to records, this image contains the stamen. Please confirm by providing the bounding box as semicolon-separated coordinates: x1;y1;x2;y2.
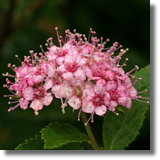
55;27;62;47
40;45;45;54
78;109;82;121
138;96;150;99
8;103;20;112
34;111;39;115
15;55;22;64
134;98;150;103
126;65;139;75
137;89;147;93
85;112;94;126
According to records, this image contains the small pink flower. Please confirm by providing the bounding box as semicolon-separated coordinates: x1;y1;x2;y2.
106;80;117;91
109;101;118;110
30;88;53;115
16;64;29;79
116;85;127;94
96;79;106;85
81;45;92;56
129;87;137;99
104;70;115;80
118;93;128;106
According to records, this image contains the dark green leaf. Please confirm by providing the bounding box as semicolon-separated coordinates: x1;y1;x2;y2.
16;135;84;150
16;135;44;150
103;65;150;150
54;142;84;150
41;122;90;149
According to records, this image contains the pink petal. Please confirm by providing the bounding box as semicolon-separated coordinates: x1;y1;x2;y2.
23;87;34;100
106;80;117;91
68;96;81;110
56;57;64;65
19;99;29;110
126;98;132;109
124;77;132;88
118;94;127;106
129;87;137;99
44;79;53;91
82;100;95;113
50;45;59;53
74;69;86;81
62;72;73;81
45;51;57;61
43;93;53;106
116;85;127;94
104;70;115;80
27;77;34;87
95;105;107;116
52;85;61;98
33;75;44;83
57;64;66;73
30;99;43;111
104;92;110;106
61;85;73;99
16;65;29;78
84;67;92;78
109;100;117;108
94;84;104;94
47;64;55;78
83;88;95;100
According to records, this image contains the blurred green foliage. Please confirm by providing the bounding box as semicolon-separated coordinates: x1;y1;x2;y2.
0;0;150;150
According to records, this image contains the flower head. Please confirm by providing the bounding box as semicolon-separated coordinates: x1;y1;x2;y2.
3;27;149;124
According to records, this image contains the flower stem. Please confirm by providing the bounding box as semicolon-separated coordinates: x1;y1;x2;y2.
80;111;100;150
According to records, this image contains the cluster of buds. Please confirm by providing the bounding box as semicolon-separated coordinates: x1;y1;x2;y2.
3;27;149;124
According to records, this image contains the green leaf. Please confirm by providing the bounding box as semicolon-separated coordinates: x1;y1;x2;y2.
16;135;44;150
16;135;84;150
54;142;84;150
41;122;90;149
103;65;150;150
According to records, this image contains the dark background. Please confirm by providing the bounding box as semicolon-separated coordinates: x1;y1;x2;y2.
0;0;150;150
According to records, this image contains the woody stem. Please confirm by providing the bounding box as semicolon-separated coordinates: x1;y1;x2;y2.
80;111;100;150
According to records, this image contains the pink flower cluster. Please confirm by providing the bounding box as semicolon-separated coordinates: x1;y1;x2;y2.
3;28;149;124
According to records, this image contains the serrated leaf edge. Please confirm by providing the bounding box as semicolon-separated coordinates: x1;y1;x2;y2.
40;122;90;149
15;135;43;150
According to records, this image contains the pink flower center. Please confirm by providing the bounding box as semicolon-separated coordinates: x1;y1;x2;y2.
65;62;78;73
74;87;82;97
92;95;104;106
35;66;44;75
34;86;45;99
52;72;62;85
57;50;67;57
109;91;119;100
92;66;105;77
